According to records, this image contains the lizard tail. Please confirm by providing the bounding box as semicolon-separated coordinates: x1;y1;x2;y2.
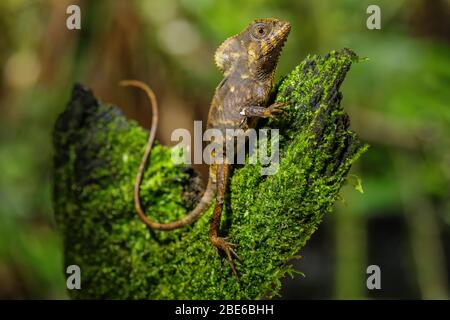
119;80;216;230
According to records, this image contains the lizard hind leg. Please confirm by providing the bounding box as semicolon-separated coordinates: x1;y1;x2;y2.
209;163;242;277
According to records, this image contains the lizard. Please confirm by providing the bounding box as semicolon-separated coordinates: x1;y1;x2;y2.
120;18;291;275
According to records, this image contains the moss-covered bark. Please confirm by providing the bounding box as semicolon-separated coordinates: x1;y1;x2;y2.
53;48;367;299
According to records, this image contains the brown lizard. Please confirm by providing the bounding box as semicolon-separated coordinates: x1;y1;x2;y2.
120;18;291;275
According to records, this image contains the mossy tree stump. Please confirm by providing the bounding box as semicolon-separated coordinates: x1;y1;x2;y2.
53;49;367;299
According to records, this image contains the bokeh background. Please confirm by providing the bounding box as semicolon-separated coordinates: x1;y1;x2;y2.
0;0;449;299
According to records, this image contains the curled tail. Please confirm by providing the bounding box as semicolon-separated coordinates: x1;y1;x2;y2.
120;80;216;230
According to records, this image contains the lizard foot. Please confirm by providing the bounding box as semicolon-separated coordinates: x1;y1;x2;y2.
240;102;288;119
265;102;288;118
210;236;242;277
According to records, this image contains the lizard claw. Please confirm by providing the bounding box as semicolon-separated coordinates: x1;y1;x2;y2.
211;236;242;277
266;102;288;117
238;116;247;128
221;237;241;258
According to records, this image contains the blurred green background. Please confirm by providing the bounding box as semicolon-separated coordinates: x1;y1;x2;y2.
0;0;449;299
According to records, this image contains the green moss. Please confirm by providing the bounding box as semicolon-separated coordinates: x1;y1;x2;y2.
53;49;367;299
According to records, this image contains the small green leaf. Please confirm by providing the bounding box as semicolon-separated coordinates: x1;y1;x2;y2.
348;174;364;194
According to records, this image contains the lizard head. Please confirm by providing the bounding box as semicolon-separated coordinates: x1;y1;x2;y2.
215;18;291;80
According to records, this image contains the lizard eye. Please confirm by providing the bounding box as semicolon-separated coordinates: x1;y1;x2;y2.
251;23;271;39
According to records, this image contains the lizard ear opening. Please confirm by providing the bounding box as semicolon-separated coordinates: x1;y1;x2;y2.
214;37;239;74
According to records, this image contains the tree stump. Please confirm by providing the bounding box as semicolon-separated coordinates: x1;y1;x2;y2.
53;49;367;299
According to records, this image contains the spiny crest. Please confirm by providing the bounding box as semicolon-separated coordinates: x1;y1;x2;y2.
214;35;239;75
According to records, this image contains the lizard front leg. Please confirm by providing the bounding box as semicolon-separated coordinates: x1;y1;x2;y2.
240;102;287;118
209;161;241;277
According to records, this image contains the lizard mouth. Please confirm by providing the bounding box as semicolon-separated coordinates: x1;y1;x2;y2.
276;20;291;47
266;20;290;55
280;20;291;36
269;21;290;59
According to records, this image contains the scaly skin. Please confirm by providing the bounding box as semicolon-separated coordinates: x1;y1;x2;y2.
121;18;291;276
